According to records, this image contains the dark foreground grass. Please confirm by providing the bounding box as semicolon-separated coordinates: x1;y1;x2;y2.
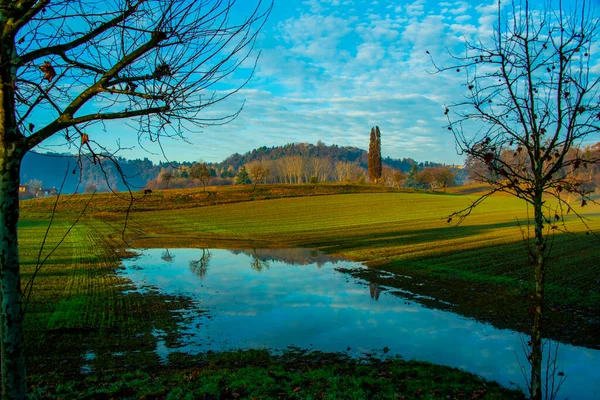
28;350;523;400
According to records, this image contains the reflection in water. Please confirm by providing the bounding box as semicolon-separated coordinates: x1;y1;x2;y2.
230;248;339;267
369;282;381;301
249;249;269;272
189;249;211;280
120;248;600;400
161;249;175;263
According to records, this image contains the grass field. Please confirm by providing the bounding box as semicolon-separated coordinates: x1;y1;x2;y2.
123;190;600;348
17;184;600;397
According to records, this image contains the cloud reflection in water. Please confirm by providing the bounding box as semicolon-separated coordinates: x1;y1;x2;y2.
121;248;600;399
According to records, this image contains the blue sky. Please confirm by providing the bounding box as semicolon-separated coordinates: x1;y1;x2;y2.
37;0;599;165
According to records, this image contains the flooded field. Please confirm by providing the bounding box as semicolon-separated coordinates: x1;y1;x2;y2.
119;248;600;399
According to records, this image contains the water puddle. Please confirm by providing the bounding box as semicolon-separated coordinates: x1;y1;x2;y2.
80;350;96;374
118;248;599;399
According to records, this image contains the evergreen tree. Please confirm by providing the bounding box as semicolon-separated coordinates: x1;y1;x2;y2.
235;166;251;185
404;164;420;188
368;126;382;183
375;126;382;179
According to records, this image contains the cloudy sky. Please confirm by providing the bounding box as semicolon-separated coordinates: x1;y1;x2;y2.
37;0;598;165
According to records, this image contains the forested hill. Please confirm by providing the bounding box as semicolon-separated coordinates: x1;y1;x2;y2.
216;142;440;172
21;143;445;193
20;152;175;193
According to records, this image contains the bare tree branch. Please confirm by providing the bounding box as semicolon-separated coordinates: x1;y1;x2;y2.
433;2;600;399
0;1;273;397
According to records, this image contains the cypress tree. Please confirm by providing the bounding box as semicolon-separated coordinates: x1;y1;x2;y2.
375;126;382;180
368;126;382;183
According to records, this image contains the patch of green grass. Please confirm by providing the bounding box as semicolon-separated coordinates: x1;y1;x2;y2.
27;350;524;399
19;218;196;378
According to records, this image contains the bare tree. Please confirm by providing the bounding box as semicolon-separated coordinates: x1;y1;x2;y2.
465;154;498;184
189;249;211;280
334;161;352;182
334;161;365;183
0;0;272;397
309;157;333;182
432;166;455;192
159;168;173;189
84;184;97;194
272;156;333;184
250;249;269;272
391;170;406;189
189;162;211;191
287;155;305;184
436;1;600;398
417;167;436;191
260;159;277;183
274;158;291;183
161;248;175;263
25;178;43;191
246;160;269;190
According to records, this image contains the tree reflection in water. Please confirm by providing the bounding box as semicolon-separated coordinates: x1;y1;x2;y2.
161;249;175;263
228;248;336;267
189;249;211;280
369;282;381;301
250;249;269;272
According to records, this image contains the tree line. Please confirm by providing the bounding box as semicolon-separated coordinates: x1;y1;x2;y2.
22;143;453;193
146;154;463;191
465;142;600;199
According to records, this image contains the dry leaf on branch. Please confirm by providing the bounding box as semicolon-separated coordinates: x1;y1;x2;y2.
39;61;56;82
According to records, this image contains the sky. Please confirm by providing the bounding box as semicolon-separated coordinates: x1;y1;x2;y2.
36;0;599;165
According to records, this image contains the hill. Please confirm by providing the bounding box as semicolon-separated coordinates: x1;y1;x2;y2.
21;152;184;194
216;141;441;172
21;143;454;193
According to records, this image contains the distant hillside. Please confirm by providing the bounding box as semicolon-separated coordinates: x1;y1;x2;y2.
216;142;441;172
21;143;452;193
21;152;182;193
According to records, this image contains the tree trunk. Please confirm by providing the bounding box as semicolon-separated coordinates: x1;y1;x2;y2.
530;194;546;400
0;23;27;398
0;145;26;400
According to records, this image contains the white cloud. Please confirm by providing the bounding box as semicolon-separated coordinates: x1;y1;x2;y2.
69;0;586;167
405;0;426;17
448;1;470;15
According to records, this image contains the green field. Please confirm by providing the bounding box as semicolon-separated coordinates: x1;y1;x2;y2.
122;189;600;346
18;184;599;398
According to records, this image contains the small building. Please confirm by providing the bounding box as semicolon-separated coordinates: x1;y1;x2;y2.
18;185;35;200
35;188;58;198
